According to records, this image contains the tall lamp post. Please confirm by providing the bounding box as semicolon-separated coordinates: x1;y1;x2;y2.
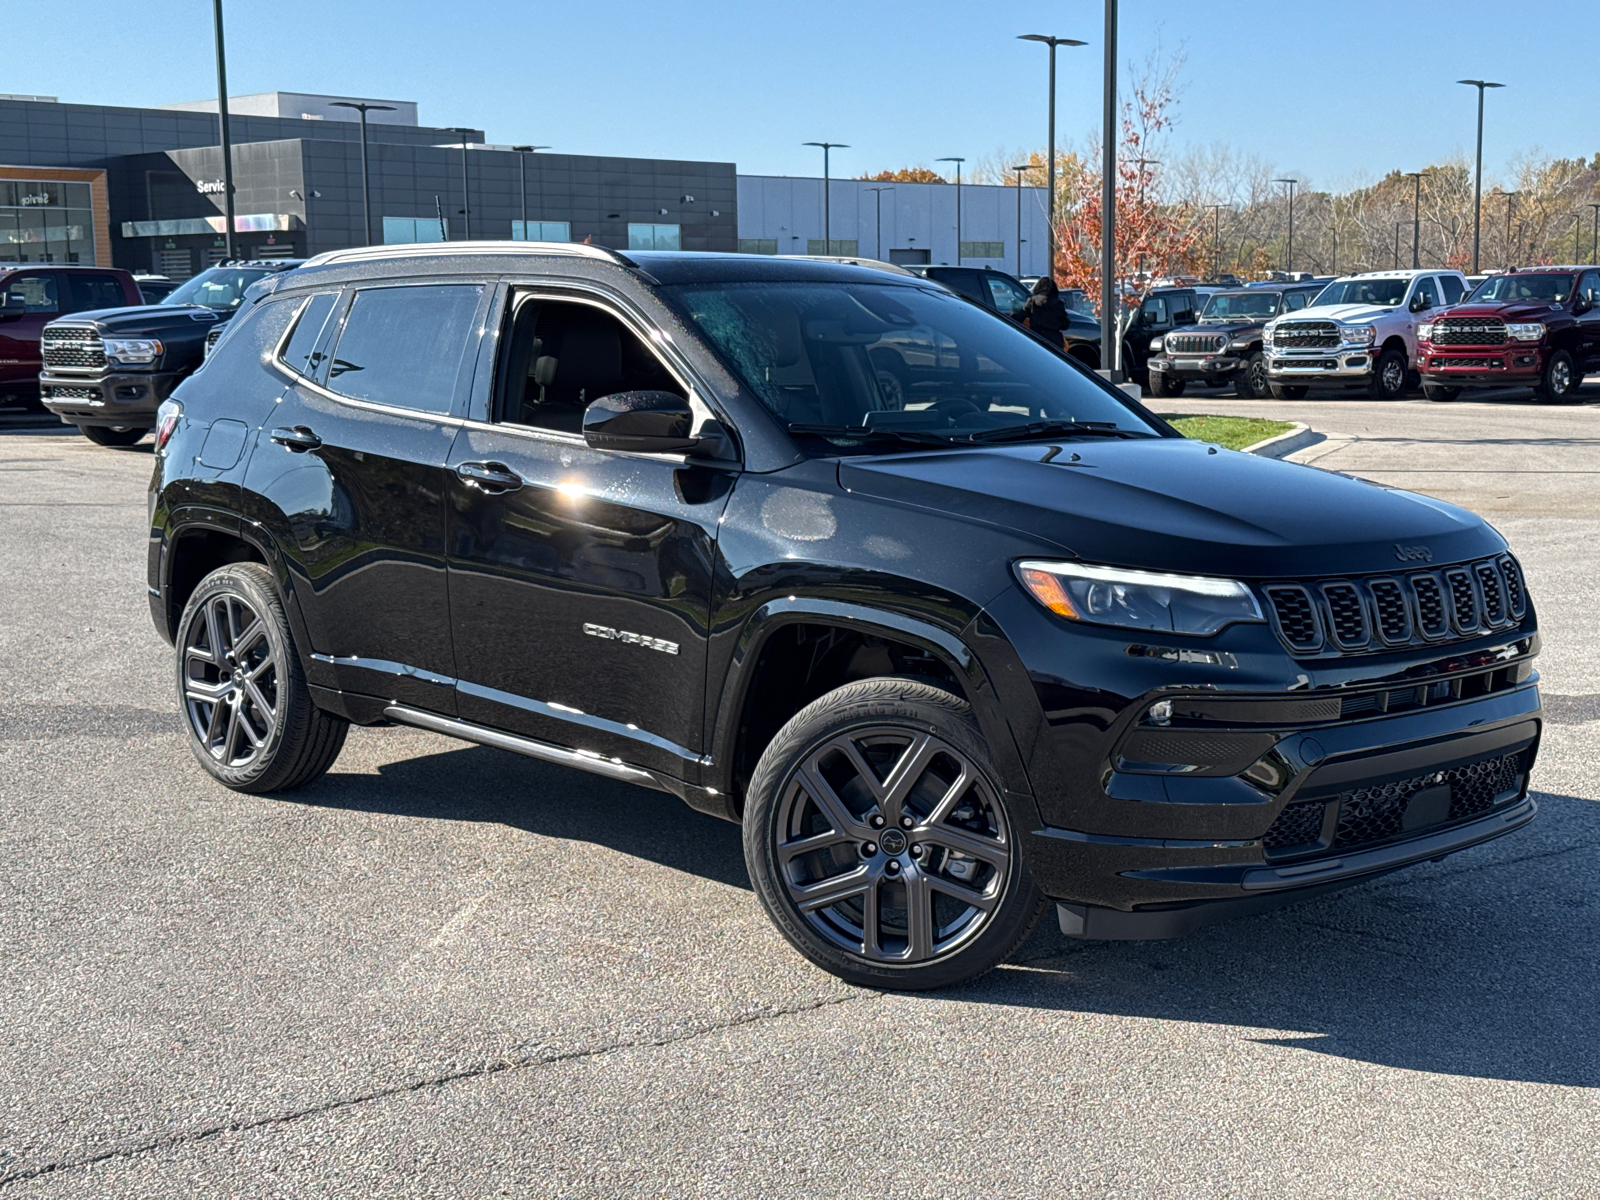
210;0;236;260
1457;80;1505;274
330;101;396;246
509;145;551;239
1503;191;1519;268
803;142;848;253
1099;0;1117;376
1011;165;1033;275
865;186;893;260
937;157;965;262
447;128;476;239
1394;221;1404;270
1588;202;1600;265
1274;178;1299;274
1402;169;1433;269
1018;34;1087;280
1204;204;1229;278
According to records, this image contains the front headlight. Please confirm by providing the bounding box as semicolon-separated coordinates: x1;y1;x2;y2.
1341;324;1376;346
1417;323;1434;342
1261;323;1275;347
1016;560;1264;637
102;337;163;364
1506;322;1545;342
1149;336;1165;352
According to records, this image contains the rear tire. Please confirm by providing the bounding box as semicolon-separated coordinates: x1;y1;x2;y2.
1235;352;1268;398
79;425;149;447
1148;370;1185;398
1422;383;1462;402
1532;349;1577;404
175;563;348;794
1366;348;1407;400
743;677;1046;991
1269;383;1309;400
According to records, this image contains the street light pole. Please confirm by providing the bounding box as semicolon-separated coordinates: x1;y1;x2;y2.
509;145;551;239
1274;178;1299;273
1204;204;1228;278
865;186;892;260
1589;202;1600;265
937;158;965;261
1394;221;1403;270
1018;34;1087;280
447;128;475;239
1012;166;1032;275
803;142;848;253
1402;170;1432;269
211;0;236;260
1458;80;1505;274
1099;0;1117;376
331;101;397;246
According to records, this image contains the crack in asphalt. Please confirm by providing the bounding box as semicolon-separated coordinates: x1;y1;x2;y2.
0;990;877;1189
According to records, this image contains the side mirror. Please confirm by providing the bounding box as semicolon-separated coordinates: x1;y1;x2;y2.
1409;294;1430;313
1574;294;1594;315
0;292;20;321
583;391;699;454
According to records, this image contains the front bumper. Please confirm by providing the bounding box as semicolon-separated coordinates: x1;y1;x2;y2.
1265;348;1374;382
1418;345;1544;387
1148;354;1243;383
39;369;182;427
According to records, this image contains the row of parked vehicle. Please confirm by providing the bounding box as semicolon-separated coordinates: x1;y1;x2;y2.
1133;266;1600;403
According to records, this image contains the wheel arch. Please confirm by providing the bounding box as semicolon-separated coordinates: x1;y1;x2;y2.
1381;334;1409;361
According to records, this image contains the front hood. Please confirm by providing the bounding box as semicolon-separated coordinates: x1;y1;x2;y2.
1440;301;1559;322
1192;319;1265;336
838;438;1501;578
48;305;229;334
1287;303;1399;325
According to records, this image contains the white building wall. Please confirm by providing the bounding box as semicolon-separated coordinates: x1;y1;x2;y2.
736;175;1052;276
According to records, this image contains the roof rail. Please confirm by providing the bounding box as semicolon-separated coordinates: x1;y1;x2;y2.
301;240;634;269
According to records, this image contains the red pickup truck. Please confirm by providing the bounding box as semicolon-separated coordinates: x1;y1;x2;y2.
0;264;143;416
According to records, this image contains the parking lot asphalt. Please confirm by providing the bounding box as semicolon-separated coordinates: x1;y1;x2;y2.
1;396;1597;1198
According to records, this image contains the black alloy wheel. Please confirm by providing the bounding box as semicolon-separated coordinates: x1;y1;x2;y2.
1236;352;1269;399
79;425;149;447
1422;383;1463;402
1367;348;1408;400
176;563;348;793
1148;370;1185;398
1533;349;1577;404
744;678;1045;990
1269;383;1309;400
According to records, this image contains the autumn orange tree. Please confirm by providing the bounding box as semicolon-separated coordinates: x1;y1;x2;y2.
1052;54;1206;313
857;167;948;184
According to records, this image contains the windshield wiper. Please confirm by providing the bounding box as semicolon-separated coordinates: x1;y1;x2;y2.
965;421;1147;444
786;423;955;448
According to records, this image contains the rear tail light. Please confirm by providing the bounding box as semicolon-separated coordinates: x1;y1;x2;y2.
155;399;182;451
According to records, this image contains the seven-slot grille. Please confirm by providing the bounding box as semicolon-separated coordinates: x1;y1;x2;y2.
1272;320;1339;349
41;326;106;370
1262;556;1526;657
1167;332;1229;354
45;385;99;400
1432;317;1507;346
1429;357;1504;368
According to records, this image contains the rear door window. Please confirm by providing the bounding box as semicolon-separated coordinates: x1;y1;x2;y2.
5;273;59;314
65;274;128;314
1439;274;1465;305
1169;291;1197;323
324;283;485;415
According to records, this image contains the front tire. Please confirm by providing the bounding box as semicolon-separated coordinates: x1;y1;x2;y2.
1532;349;1577;404
1366;348;1407;400
1269;383;1309;399
79;425;149;447
1235;352;1268;398
1422;383;1462;402
175;563;348;793
743;678;1046;990
1148;369;1185;398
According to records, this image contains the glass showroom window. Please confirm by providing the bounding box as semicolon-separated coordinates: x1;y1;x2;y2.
960;241;1004;260
511;220;571;242
0;180;96;264
628;223;681;251
382;216;447;245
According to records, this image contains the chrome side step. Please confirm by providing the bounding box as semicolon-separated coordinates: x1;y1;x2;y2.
383;705;666;792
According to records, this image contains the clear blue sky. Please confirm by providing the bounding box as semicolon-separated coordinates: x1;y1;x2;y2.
10;0;1594;190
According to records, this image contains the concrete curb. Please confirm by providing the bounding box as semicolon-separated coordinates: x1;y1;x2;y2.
1244;422;1323;459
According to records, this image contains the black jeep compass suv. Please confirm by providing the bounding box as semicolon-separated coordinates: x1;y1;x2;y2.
147;243;1541;990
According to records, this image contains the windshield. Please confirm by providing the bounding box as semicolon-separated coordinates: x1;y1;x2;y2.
1310;278;1408;308
1467;273;1574;303
163;267;274;310
664;281;1160;446
1201;291;1280;320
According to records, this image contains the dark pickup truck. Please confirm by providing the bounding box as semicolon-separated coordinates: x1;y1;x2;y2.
1146;284;1323;398
39;260;303;445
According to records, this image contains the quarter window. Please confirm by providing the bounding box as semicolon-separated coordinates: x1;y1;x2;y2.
324;284;483;415
277;293;339;378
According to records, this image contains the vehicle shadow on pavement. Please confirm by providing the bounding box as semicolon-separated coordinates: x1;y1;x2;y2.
956;788;1600;1089
282;740;754;891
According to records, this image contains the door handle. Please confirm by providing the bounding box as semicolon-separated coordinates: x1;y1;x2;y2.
270;425;322;452
456;461;523;492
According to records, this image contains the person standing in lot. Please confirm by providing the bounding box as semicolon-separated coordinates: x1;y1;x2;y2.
1019;276;1071;347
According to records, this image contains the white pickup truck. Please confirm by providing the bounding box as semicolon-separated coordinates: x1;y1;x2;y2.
1263;269;1469;399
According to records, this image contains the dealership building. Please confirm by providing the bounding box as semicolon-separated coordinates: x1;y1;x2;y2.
2;91;1043;280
